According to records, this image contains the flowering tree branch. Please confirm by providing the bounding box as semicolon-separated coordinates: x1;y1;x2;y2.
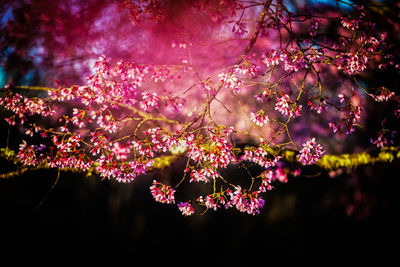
0;0;399;215
2;144;399;178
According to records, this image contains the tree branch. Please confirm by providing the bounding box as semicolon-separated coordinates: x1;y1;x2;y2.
1;145;399;179
234;0;272;66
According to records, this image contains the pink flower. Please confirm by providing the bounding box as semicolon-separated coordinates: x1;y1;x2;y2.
308;98;328;114
250;110;269;127
297;138;325;165
275;168;288;183
197;194;221;211
275;94;302;118
254;88;270;103
17;140;39;166
338;93;346;103
370;131;395;148
370;133;387;148
187;128;236;169
345;105;362;135
263;49;286;67
259;170;274;192
93;55;111;75
177;202;194;216
341;17;359;30
233;61;258;77
4;116;16;126
150;180;176;204
228;186;265;215
329;122;338;133
338;52;368;75
218;72;242;92
371;87;395;102
190;169;219;183
112;142;131;161
140;92;160;111
309;20;319;37
275;94;289;115
241;146;280;169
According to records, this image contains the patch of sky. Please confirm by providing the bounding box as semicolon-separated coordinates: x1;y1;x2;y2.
284;0;355;13
1;7;14;26
0;67;6;87
20;69;36;86
357;80;369;95
28;43;44;65
312;0;354;9
1;47;14;61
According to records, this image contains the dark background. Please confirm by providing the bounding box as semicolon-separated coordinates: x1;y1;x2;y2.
1;160;399;266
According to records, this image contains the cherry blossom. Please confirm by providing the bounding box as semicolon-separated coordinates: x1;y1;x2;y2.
228;186;265;215
140;92;160;111
308;98;328;114
370;133;388;148
0;92;53;124
274;167;288;183
297;138;325;165
218;72;242;92
371;87;395;102
150;180;176;204
259;170;274;192
189;169;219;183
232;21;248;37
275;94;302;118
177;202;194;216
263;49;285;67
250;110;269;127
197;194;222;211
370;130;396;148
17;140;40;166
309;20;319;37
241;146;280;169
111;142;131;161
338;52;369;75
341;17;359;30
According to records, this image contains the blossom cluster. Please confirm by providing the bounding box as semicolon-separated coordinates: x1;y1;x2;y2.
17;140;40;166
218;72;242;92
338;52;369;75
275;94;302;118
297;138;325;165
241;145;280;169
1;92;54;125
370;131;396;148
47;56;188;116
197;194;225;211
262;48;321;72
371;87;395;102
152;161;298;216
189;168;219;183
177;202;195;216
308;98;328;114
259;169;274;192
150;180;176;204
96;155;152;183
250;110;269;127
233;60;259;77
329;93;363;135
186;127;236;169
228;187;265;215
340;5;365;31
